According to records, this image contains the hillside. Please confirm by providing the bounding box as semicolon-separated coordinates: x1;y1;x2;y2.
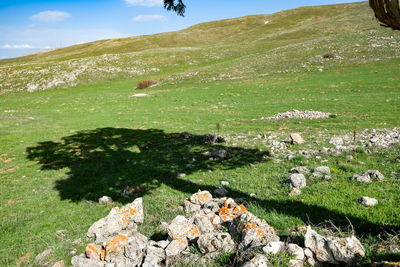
1;1;399;94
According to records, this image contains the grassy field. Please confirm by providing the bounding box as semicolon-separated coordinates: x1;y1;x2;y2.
1;1;400;266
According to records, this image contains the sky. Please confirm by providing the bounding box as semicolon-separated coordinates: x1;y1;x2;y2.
0;0;359;59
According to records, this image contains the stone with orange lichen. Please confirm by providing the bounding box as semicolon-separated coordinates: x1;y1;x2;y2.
190;190;213;205
104;234;129;262
186;224;201;240
87;198;143;243
167;215;191;240
85;243;103;260
218;200;247;223
165;237;188;258
51;260;64;267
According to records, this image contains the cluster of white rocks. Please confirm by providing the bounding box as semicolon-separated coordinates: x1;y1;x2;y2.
69;190;366;267
262;110;331;121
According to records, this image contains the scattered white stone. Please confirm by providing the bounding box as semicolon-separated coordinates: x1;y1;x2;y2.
290;166;310;175
290;133;304;145
263;241;285;254
359;197;378;207
98;196;113;204
190;190;213;205
35;248;53;262
311;166;331;180
242;254;269;267
131;93;149;97
305;226;365;264
211;149;227;159
330;137;344;146
221;181;230;186
264;110;331;120
288;173;307;189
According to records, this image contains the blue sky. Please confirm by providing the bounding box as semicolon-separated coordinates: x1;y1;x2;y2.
0;0;359;59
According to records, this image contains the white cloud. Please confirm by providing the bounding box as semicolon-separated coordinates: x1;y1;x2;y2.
133;14;166;22
1;44;33;49
125;0;163;7
30;11;70;23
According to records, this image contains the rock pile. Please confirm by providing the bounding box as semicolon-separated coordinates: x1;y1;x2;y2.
70;190;365;267
263;110;331;121
352;170;384;184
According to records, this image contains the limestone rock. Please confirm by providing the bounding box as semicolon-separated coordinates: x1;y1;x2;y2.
85;244;104;260
71;255;107;267
98;196;113;205
165;237;188;258
87;198;143;243
190;190;213;205
211;149;227;159
288;187;302;196
241;254;269;267
353;170;384;184
305;226;365;264
142;245;165;267
262;241;285;254
124;232;148;265
290;166;310;175
183;200;201;214
359;197;378;207
288;173;307;189
104;234;129;262
311;166;331;180
287;243;305;261
197;233;236;254
221;181;230;186
353;174;371;183
35;248;53;262
330;137;344;146
290;133;304;145
51;261;64;267
167;215;191;240
194;213;215;234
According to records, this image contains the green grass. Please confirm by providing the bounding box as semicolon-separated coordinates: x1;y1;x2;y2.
1;2;400;266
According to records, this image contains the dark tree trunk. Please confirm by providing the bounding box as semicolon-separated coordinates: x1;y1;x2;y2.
369;0;400;30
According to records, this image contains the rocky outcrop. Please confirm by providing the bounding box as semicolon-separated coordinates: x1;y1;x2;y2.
72;192;365;267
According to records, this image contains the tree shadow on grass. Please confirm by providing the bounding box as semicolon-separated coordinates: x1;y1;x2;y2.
26;127;398;237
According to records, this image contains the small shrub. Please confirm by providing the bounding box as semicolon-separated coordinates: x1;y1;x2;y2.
329;114;337;118
136;80;158;89
338;164;356;173
355;147;365;154
323;52;335;59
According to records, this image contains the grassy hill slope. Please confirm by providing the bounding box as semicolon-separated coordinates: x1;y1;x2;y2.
1;1;399;94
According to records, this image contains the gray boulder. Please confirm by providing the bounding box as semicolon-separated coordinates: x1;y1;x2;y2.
288;173;307;189
241;254;269;267
290;133;305;144
359;197;378;207
290;166;310;175
197;233;236;254
304;226;365;264
87;198;143;243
